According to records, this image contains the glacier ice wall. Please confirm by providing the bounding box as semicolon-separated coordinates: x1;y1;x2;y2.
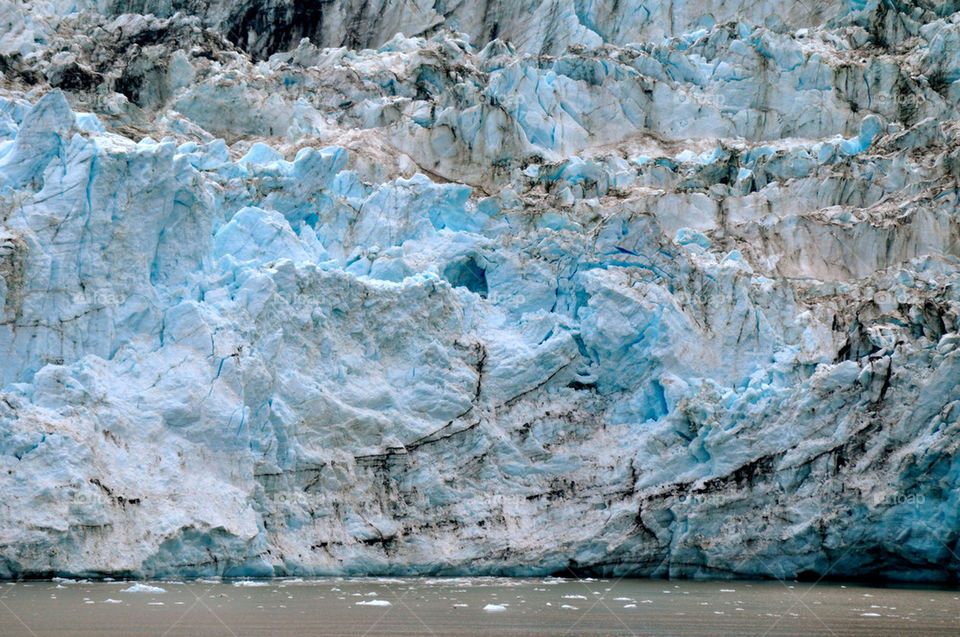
1;0;960;582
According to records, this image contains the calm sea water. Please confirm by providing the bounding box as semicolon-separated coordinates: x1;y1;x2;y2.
0;577;957;636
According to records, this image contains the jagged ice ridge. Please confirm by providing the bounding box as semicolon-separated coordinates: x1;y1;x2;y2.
0;0;960;582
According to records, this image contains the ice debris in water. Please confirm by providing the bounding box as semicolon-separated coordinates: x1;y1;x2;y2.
121;584;167;594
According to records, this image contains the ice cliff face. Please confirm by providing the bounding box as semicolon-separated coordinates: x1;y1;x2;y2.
1;0;960;582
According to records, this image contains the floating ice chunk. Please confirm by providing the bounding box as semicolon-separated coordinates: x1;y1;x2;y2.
356;599;392;606
483;603;506;611
121;583;166;594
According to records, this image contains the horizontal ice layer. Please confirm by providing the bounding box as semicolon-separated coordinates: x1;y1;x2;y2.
96;0;882;59
1;1;960;583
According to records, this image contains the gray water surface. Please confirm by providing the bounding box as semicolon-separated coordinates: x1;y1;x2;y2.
1;577;957;636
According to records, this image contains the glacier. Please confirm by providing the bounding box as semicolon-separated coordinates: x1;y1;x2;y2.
0;0;959;583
